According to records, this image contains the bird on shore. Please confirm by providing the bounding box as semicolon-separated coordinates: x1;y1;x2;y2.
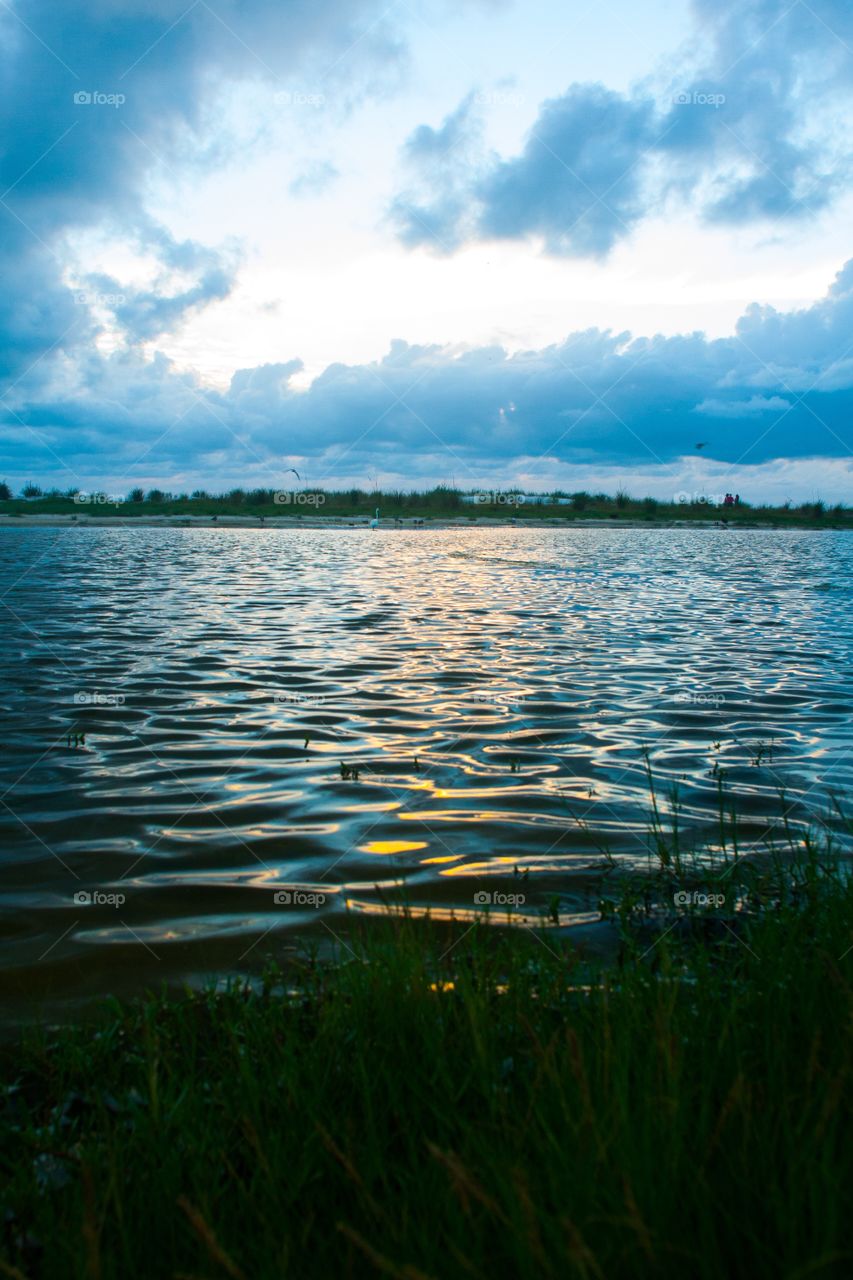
370;507;380;528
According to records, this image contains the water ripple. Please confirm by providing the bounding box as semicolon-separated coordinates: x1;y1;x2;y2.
0;526;851;1014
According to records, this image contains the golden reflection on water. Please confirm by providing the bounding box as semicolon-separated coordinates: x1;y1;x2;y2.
362;840;428;855
0;524;850;1016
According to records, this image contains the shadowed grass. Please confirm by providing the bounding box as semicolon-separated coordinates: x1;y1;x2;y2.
0;813;851;1278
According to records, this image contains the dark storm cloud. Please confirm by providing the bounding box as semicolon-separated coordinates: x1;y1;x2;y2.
4;259;851;488
1;0;851;493
392;0;853;254
0;0;403;375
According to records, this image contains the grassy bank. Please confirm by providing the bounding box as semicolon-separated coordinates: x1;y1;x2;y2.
2;822;851;1279
1;485;850;527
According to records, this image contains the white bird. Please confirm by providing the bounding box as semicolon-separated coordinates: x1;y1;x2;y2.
369;506;380;528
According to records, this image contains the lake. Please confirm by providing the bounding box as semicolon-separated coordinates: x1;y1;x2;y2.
1;525;851;1018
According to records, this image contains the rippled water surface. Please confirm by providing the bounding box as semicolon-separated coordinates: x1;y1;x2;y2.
1;526;851;1017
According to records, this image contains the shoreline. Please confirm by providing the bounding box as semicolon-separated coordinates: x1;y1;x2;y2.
0;512;844;530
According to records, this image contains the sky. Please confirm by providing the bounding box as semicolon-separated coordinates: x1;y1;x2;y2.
1;0;852;502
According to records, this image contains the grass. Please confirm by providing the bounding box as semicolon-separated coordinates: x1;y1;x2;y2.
1;796;851;1279
1;485;850;527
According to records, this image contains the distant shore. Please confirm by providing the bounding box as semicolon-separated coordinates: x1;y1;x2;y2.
3;486;847;530
0;512;846;530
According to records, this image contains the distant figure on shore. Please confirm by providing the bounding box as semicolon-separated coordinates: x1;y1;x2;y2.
734;493;740;505
724;493;734;507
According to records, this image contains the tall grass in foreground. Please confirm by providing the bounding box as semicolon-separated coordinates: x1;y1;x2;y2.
1;825;851;1278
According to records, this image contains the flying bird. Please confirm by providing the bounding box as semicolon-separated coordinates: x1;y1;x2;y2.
694;442;708;450
285;467;301;480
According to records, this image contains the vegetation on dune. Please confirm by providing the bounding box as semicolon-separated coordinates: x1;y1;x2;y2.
0;481;850;525
1;789;851;1279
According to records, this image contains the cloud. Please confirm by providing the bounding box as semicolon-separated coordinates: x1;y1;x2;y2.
694;395;792;417
3;259;851;499
288;160;340;197
0;1;850;503
395;86;655;256
392;0;853;255
389;94;485;251
0;0;405;377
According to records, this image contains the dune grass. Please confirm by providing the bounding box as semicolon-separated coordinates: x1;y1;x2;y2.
1;809;851;1280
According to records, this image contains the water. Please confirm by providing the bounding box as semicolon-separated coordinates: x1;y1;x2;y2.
1;525;851;1018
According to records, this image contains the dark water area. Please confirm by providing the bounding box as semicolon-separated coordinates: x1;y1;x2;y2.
1;525;851;1020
